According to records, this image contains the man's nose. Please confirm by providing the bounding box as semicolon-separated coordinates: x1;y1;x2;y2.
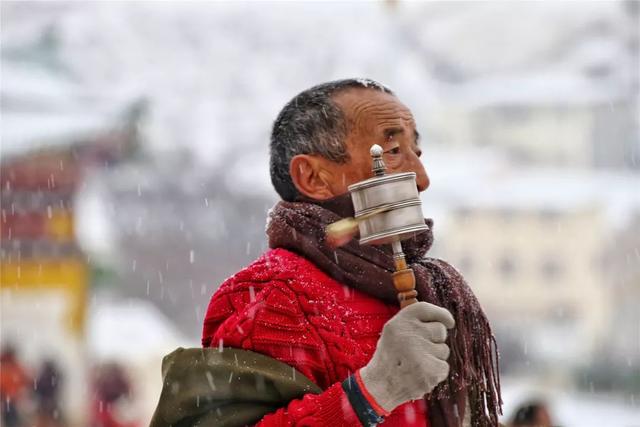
415;165;430;193
408;155;429;192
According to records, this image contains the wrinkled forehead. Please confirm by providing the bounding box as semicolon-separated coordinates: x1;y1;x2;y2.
332;88;415;134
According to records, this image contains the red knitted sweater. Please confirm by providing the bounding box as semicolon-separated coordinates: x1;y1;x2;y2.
202;248;430;426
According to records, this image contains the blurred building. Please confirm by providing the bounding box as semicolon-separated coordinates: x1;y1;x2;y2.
427;96;637;170
605;212;640;365
426;162;640;376
443;205;609;369
0;58;143;425
420;0;639;171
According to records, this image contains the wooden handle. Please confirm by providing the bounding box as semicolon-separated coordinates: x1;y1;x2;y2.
392;257;418;308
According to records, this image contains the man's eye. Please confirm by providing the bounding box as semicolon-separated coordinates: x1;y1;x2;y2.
386;147;401;155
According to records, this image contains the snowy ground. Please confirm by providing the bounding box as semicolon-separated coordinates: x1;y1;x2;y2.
500;377;639;426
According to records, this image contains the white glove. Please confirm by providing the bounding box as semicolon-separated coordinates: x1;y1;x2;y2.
359;301;455;413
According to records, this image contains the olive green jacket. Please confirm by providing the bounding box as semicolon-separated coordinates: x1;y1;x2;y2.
149;347;321;427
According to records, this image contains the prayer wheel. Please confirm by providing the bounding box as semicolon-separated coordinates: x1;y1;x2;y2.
327;144;429;308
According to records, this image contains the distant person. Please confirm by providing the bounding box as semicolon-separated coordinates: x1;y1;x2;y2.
33;359;65;427
152;79;501;426
0;344;31;427
91;363;138;427
510;400;554;427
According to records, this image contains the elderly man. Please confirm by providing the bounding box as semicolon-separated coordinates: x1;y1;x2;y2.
151;79;501;427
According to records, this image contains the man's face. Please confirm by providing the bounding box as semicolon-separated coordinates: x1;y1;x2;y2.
326;88;429;196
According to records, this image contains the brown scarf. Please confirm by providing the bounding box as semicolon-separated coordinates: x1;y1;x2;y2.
266;194;502;427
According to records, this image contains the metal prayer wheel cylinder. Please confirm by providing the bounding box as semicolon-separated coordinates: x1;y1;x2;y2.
347;146;429;246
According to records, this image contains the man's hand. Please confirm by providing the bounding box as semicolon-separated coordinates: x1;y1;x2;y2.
359;302;455;413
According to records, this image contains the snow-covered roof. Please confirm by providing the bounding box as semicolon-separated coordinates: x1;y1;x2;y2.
1;111;110;158
2;62;82;108
1;59;137;158
87;298;191;362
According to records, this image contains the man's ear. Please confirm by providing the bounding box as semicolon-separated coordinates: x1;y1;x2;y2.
289;154;334;200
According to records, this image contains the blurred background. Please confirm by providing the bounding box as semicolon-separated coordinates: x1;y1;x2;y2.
1;1;639;426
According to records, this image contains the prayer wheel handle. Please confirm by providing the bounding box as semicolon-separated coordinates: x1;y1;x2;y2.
391;240;418;308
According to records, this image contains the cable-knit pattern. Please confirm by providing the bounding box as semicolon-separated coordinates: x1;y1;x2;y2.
202;248;429;427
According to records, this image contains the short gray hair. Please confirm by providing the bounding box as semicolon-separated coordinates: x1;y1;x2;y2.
270;78;393;201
